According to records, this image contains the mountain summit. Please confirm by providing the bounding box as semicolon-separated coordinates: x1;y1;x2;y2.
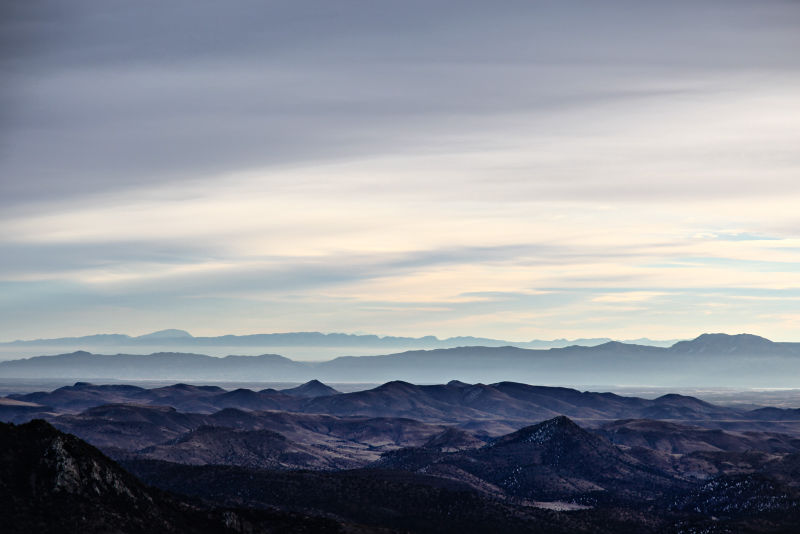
280;380;340;398
670;333;776;354
136;329;194;340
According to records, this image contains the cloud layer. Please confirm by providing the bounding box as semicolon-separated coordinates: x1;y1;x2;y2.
2;0;800;342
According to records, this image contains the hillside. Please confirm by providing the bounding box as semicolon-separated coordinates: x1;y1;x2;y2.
0;420;348;533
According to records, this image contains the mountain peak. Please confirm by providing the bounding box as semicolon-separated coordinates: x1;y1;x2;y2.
671;333;774;354
280;379;340;398
375;380;417;392
136;329;193;340
695;333;771;343
491;415;582;447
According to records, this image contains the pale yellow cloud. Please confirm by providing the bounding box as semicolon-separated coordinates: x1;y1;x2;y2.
592;292;669;303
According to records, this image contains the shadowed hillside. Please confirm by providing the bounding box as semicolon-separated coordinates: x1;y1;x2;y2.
0;420;352;533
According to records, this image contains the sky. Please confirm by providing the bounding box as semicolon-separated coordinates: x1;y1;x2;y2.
2;0;800;342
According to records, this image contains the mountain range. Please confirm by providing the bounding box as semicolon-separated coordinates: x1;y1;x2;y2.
6;378;800;439
2;333;800;386
0;329;678;360
6;406;800;532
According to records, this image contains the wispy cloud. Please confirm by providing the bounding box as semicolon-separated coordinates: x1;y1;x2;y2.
592;292;670;304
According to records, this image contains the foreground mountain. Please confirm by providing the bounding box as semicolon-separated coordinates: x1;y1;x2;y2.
27;395;799;475
136;425;353;470
124;460;658;533
0;420;350;533
670;473;800;530
2;333;798;385
0;418;658;533
378;416;681;501
124;421;800;533
4;408;800;532
47;404;451;467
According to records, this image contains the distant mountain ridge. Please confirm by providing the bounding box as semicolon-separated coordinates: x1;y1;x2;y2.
1;329;678;350
7;378;800;429
1;333;798;386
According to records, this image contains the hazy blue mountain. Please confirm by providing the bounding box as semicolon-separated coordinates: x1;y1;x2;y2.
135;329;194;340
0;333;797;386
0;351;305;381
0;329;680;361
670;333;799;355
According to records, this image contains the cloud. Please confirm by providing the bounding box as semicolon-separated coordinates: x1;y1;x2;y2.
2;1;800;341
592;292;669;304
3;1;800;208
695;232;781;242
